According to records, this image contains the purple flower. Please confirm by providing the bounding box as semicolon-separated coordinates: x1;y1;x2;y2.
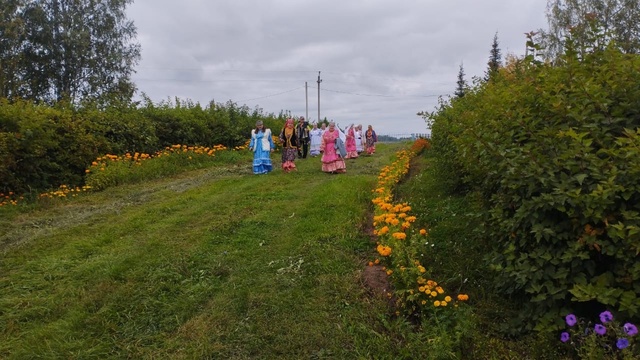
565;314;577;327
599;311;614;323
616;338;629;349
595;324;607;335
624;323;638;336
560;332;570;343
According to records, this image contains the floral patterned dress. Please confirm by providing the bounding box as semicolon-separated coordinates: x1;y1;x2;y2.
365;129;377;155
320;129;346;173
345;126;358;159
279;126;298;172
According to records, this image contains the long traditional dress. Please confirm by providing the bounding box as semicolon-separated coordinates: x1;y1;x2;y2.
309;127;323;156
279;125;299;172
355;128;364;153
345;126;358;159
320;128;346;173
365;129;377;155
249;128;274;174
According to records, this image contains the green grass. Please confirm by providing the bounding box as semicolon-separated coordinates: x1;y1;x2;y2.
1;144;428;359
394;151;569;360
0;144;573;359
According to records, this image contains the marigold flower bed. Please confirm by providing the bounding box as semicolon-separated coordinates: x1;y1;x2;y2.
369;138;468;317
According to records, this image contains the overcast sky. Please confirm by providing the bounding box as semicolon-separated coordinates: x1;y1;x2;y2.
127;0;549;135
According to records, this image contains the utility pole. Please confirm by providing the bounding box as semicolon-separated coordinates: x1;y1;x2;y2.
305;82;308;121
317;71;322;124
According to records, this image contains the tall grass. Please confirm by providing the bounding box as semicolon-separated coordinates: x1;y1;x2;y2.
0;143;571;359
1;143;428;359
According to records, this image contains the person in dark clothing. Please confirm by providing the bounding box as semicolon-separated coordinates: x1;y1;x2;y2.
296;117;310;159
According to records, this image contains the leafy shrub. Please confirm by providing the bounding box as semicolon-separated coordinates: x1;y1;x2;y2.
86;106;159;154
428;33;640;331
0;99;109;193
0;96;282;195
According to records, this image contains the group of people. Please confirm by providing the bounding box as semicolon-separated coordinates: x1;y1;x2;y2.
248;117;378;175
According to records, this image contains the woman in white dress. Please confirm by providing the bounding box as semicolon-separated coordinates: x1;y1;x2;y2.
355;124;364;153
309;122;323;157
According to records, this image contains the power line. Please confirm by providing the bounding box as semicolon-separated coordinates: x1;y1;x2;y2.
134;67;451;86
238;86;304;102
134;78;305;83
321;88;442;98
135;67;317;73
322;71;446;85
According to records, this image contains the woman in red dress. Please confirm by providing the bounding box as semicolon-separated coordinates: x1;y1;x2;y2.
365;125;377;155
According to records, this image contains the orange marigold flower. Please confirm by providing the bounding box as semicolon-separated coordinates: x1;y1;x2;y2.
392;232;406;240
420;229;427;236
376;244;392;257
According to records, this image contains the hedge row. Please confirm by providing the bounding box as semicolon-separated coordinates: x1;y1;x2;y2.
0;98;285;194
428;38;640;332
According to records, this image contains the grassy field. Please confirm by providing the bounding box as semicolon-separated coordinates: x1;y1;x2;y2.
0;143;426;359
0;142;571;359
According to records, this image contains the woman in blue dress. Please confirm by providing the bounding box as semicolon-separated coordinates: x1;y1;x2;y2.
249;120;275;174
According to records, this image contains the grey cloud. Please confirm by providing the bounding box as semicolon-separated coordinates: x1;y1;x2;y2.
128;0;548;135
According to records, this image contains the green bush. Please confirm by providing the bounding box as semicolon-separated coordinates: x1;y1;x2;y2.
428;35;640;332
0;96;282;195
86;106;159;154
0;100;109;193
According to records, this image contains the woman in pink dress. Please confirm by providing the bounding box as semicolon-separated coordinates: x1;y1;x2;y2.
344;124;358;159
320;122;346;174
